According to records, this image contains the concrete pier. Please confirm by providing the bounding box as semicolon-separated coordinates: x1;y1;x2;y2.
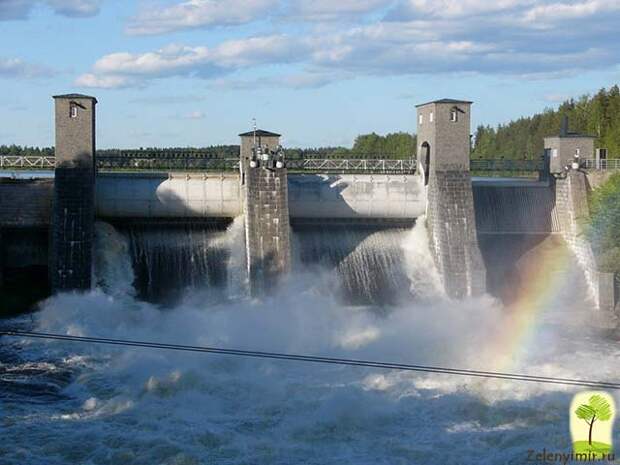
240;130;291;294
417;99;486;298
50;94;97;292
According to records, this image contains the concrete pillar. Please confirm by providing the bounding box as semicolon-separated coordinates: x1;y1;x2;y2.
50;94;97;292
239;129;291;295
416;99;486;298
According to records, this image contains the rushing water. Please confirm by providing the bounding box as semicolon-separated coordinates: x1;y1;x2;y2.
1;220;619;465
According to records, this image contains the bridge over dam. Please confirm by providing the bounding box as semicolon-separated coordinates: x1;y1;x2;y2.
0;95;617;312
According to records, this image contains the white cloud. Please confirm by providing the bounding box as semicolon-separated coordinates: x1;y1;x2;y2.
125;0;394;35
0;57;54;78
181;111;206;119
0;0;100;20
543;93;570;102
126;0;278;35
76;0;620;88
211;71;345;90
390;0;620;25
129;94;208;105
0;0;34;19
523;0;620;23
77;35;305;87
46;0;100;17
285;0;391;21
389;0;536;19
75;73;134;88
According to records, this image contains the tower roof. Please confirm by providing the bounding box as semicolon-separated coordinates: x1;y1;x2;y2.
415;98;473;108
53;93;98;103
555;115;596;138
238;129;281;137
552;133;597;139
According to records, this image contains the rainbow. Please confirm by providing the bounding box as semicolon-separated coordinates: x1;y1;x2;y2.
482;237;576;373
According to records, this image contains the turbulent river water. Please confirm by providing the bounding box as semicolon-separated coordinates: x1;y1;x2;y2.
1;219;619;465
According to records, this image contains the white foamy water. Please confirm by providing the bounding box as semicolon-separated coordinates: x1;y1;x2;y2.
1;222;619;465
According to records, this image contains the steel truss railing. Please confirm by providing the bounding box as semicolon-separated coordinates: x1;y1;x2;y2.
6;154;619;173
581;159;620;170
96;156;240;171
0;155;55;169
286;158;417;173
470;159;546;172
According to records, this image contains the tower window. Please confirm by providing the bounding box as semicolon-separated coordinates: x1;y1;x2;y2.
450;108;458;122
70;104;78;118
419;114;423;125
430;112;434;123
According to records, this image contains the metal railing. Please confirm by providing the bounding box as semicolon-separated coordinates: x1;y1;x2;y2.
581;159;620;170
287;158;417;173
6;153;620;174
96;156;240;171
470;158;546;172
0;155;55;169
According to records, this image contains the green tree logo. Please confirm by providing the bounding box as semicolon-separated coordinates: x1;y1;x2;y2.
571;392;615;458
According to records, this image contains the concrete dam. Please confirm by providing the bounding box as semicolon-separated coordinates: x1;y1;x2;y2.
94;172;425;222
0;95;617;312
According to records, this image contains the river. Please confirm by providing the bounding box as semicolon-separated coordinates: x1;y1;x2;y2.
1;220;618;464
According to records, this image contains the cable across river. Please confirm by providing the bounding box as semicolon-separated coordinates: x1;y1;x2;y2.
2;330;619;390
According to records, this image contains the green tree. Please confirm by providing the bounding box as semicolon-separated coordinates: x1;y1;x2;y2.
575;394;613;446
587;172;620;273
472;84;620;159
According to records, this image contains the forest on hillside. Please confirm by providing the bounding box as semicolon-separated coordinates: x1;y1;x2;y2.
472;85;620;159
286;132;416;159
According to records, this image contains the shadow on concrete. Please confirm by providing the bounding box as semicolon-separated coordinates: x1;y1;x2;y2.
478;233;552;304
289;174;419;306
0;227;51;316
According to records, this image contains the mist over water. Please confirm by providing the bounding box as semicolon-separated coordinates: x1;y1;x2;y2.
1;219;619;464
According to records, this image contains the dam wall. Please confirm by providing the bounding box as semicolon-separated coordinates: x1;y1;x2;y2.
0;178;54;228
473;181;561;234
96;173;242;219
0;179;53;297
95;173;424;222
555;171;616;312
288;174;424;221
1;93;615;309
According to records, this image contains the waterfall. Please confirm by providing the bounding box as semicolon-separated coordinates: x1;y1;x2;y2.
92;217;443;306
292;221;441;305
93;221;136;298
401;216;445;300
121;223;230;302
209;216;248;298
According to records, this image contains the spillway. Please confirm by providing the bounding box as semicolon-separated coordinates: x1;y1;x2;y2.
97;219;433;306
0;220;613;465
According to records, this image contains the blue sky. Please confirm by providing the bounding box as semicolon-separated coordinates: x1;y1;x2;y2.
1;0;620;149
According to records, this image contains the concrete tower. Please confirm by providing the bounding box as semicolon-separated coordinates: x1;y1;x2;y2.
239;129;291;295
416;99;486;298
51;94;97;292
544;117;595;174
